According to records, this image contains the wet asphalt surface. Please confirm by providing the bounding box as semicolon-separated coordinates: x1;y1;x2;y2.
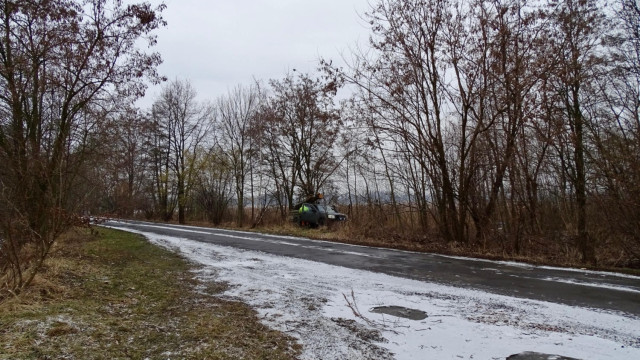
105;220;640;317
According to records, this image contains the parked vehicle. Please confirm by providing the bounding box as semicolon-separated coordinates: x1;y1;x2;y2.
316;204;347;225
291;193;347;227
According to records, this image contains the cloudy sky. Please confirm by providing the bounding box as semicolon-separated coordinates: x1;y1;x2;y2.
136;0;373;107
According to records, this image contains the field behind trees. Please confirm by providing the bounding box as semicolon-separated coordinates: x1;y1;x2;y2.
3;0;640;300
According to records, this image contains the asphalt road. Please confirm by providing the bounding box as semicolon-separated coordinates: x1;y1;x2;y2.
105;220;640;317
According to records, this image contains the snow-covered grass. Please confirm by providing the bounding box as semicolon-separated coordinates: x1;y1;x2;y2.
127;229;640;360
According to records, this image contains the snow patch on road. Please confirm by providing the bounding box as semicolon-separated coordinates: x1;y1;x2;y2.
122;229;639;360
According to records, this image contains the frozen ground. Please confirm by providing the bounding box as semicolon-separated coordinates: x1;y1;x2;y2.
117;228;640;360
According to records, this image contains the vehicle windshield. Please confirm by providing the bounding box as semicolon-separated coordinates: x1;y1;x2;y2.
317;205;338;213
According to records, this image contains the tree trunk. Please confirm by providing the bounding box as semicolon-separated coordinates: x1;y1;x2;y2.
572;88;594;264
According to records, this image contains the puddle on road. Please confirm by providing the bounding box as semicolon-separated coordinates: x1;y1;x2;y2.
369;305;428;320
507;352;581;360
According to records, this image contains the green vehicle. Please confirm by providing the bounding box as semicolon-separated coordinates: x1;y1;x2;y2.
292;201;347;227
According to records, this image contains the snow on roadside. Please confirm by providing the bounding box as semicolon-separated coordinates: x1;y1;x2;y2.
123;229;639;360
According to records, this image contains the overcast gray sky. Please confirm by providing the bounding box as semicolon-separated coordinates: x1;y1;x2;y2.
137;0;373;107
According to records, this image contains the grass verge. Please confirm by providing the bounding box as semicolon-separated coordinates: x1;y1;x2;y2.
0;228;301;359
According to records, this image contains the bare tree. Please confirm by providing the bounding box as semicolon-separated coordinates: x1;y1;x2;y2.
545;0;609;264
588;0;640;261
464;0;546;246
331;0;552;247
151;79;212;224
147;108;176;221
89;107;152;217
0;0;164;297
335;0;468;240
255;72;342;217
194;147;234;225
215;84;262;227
